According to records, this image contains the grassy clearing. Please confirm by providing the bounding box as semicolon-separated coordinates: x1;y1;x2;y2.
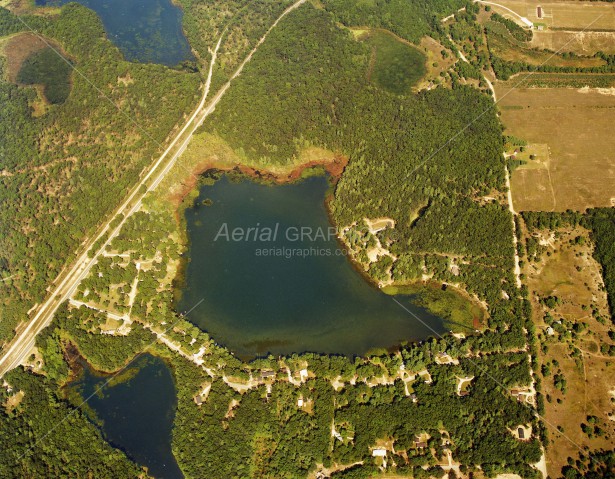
3;32;48;82
417;36;455;90
531;30;615;55
496;86;615;211
522;225;614;476
17;46;72;104
361;30;426;95
383;282;484;332
486;21;605;68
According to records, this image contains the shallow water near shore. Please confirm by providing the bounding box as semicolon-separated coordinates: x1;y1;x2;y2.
178;174;448;358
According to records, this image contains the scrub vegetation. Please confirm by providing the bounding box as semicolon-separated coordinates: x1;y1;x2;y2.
519;210;615;476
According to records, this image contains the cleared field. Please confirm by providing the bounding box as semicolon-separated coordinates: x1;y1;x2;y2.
531;30;615;55
496;86;615;211
523;226;614;477
416;35;456;90
361;30;427;95
488;30;605;67
490;0;615;30
2;32;48;82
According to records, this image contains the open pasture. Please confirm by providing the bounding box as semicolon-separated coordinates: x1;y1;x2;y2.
531;30;615;55
496;86;615;211
489;1;615;30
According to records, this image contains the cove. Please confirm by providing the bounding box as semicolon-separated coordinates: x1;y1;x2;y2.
178;174;448;358
36;0;194;66
67;354;182;479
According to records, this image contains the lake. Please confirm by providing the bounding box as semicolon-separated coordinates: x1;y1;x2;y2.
178;174;447;357
68;354;182;479
36;0;194;66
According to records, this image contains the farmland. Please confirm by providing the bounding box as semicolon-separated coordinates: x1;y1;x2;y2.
495;85;615;211
530;30;615;55
488;0;615;30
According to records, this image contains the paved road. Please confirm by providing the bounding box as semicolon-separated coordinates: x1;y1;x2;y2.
0;0;306;377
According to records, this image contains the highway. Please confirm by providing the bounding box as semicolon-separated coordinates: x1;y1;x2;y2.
0;0;306;377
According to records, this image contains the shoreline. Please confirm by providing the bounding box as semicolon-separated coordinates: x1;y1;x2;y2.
167;154;348;211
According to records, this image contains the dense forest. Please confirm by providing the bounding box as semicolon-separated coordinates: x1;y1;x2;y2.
322;0;464;44
584;209;615;321
0;5;200;344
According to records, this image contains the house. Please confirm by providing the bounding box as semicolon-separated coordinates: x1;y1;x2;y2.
459;390;470;397
510;389;519;396
297;397;304;407
537;6;543;19
195;396;205;406
299;368;309;380
372;448;387;457
414;436;428;448
261;370;275;379
518;427;525;439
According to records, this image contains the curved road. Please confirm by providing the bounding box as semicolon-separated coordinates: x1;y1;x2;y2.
475;0;534;28
0;0;306;377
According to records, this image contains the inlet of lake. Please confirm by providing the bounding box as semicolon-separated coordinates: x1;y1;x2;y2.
178;174;448;358
36;0;194;66
68;354;182;479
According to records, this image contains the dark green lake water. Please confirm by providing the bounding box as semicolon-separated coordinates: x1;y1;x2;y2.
36;0;194;66
68;354;182;479
178;175;447;357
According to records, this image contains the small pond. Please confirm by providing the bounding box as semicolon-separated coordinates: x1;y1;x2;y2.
68;354;182;479
36;0;194;66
